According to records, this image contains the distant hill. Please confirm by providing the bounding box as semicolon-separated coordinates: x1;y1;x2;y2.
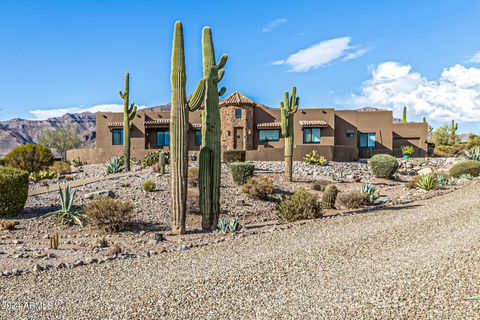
0;104;171;156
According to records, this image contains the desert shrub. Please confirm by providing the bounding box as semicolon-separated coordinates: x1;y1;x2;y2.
277;187;323;222
465;147;480;161
0;167;29;218
449;160;480;178
321;184;339;209
105;156;123;174
71;157;85;167
337;191;371;209
188;168;199;187
141;150;170;167
369;154;399;179
405;175;422;189
85;198;133;232
223;150;246;163
51;161;71;175
241;176;275;200
0;158;5;166
230;162;255;185
466;134;480;150
415;174;439;191
303;150;327;165
143;180;156;192
401;145;414;156
312;179;331;191
29;170;56;182
434;144;466;157
4;144;54;173
40;185;84;225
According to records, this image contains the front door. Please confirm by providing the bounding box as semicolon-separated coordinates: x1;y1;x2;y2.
234;127;244;150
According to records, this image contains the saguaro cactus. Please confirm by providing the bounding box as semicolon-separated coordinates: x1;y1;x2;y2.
199;26;228;230
170;21;206;234
423;116;432;133
119;72;137;172
450;119;458;145
280;87;299;182
402;106;407;123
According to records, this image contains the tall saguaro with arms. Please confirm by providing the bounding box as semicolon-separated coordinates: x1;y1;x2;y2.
119;72;137;172
170;21;206;234
199;26;228;230
280;87;299;182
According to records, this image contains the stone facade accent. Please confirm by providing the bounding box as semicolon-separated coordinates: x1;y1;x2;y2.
220;104;254;150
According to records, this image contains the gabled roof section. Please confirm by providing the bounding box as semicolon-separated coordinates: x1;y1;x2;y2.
220;91;256;107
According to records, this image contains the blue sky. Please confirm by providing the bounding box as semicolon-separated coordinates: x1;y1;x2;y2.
1;0;480;133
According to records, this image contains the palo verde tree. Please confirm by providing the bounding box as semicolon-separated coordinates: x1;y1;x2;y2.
170;21;206;234
199;26;228;230
37;124;81;162
280;87;299;182
119;72;137;172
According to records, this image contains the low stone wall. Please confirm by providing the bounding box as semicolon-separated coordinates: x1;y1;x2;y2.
246;145;358;162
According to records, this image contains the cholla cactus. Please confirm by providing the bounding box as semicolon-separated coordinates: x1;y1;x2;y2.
119;72;137;172
280;87;300;182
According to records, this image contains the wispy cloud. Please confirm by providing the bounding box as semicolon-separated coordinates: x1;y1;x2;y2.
29;104;147;120
467;51;480;63
345;61;480;122
262;18;287;32
273;37;367;72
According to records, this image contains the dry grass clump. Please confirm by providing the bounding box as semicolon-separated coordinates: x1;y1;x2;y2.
188;168;199;187
277;188;323;222
311;179;331;191
0;220;19;230
336;191;370;209
85;198;133;232
241;176;275;200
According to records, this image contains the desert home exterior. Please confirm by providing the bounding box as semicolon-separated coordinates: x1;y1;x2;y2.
67;92;429;163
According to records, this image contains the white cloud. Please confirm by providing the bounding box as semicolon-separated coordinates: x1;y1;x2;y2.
262;18;287;32
347;61;480;122
272;37;367;72
467;51;480;63
29;103;148;120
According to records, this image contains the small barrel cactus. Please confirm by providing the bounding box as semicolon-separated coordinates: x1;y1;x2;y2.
321;184;339;209
158;151;166;175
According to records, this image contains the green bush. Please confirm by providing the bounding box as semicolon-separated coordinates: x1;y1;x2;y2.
141;150;170;167
223;150;246;163
0;167;29;218
303;150;327;165
449;160;480;178
369;154;399;179
143;180;156;192
3;144;54;173
241;176;275;200
29;170;56;182
336;190;371;209
230;162;255;185
277;187;323;222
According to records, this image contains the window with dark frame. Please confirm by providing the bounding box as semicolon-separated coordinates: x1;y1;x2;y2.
359;133;376;148
303;127;321;144
235;108;242;119
156;130;170;147
346;132;355;138
194;130;202;146
112;129;124;145
258;129;280;142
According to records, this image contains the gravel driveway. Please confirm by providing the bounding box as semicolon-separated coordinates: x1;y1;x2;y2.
2;183;480;319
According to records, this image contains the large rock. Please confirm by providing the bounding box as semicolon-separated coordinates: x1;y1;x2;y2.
84;190;115;200
417;167;433;176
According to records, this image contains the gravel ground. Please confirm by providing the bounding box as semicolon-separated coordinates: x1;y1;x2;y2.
2;182;480;319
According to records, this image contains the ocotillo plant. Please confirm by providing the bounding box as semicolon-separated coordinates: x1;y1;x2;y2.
423;116;433;133
280;87;299;182
450;119;459;145
170;21;205;234
119;72;137;172
199;26;228;230
402;106;407;123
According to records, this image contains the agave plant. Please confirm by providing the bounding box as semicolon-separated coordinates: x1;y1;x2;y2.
217;217;240;233
359;183;378;204
459;173;474;180
105;156;123;174
40;185;83;226
437;175;457;186
415;174;439;191
465;147;480;161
